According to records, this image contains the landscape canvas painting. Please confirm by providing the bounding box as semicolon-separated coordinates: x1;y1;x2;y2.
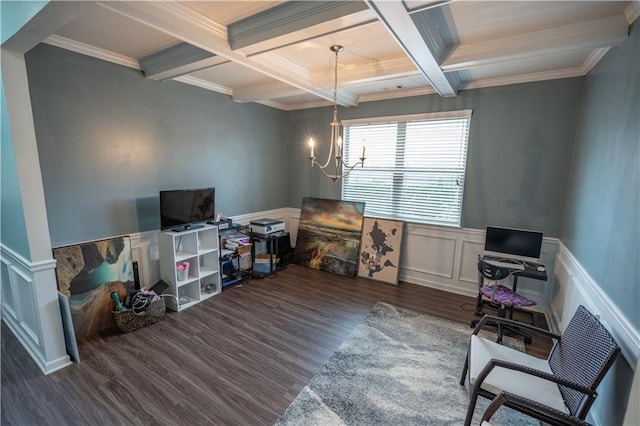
53;236;134;339
358;218;405;285
294;198;365;278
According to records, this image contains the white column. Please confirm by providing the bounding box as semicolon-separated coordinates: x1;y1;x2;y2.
1;48;71;374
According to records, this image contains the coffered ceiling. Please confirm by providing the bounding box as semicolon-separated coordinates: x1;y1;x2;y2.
5;1;639;111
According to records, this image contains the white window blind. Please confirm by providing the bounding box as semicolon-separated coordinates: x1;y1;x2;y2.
341;110;471;226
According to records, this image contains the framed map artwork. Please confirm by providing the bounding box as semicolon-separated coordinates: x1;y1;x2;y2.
358;218;405;285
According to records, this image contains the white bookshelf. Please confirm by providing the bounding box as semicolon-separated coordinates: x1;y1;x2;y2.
158;224;222;311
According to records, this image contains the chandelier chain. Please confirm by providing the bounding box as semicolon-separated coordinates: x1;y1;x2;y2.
333;47;339;121
308;44;366;184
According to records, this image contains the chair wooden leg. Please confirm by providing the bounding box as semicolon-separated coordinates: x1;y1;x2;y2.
481;392;508;423
464;386;479;426
459;354;469;386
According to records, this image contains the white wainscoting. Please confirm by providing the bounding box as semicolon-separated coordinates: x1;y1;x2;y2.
1;245;71;374
547;242;639;426
548;242;639;365
282;209;559;311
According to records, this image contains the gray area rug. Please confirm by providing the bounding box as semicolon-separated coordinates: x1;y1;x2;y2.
275;302;538;426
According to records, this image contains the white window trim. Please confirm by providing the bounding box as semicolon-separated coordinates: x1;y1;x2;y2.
342;109;472;126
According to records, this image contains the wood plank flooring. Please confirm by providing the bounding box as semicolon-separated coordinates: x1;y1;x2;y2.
1;264;552;425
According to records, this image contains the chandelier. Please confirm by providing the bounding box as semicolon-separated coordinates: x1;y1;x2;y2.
308;45;365;184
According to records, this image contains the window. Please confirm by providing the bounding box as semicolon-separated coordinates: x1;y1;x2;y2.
341;110;471;226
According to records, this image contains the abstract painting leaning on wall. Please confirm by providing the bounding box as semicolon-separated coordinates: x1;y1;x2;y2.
53;236;134;339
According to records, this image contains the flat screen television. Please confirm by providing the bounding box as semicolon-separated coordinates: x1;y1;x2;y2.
160;188;215;231
484;226;543;261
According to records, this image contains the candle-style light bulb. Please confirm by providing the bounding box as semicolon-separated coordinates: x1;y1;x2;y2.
309;137;315;158
361;143;366;158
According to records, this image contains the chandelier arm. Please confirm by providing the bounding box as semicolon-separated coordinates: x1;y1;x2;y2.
316;135;334;169
339;159;365;178
314;160;342;183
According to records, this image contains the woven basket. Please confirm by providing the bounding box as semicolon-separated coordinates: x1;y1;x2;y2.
113;297;166;333
236;244;252;255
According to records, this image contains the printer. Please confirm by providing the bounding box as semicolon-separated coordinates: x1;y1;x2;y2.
250;218;285;236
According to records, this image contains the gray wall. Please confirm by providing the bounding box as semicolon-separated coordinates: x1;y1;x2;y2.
287;78;584;237
559;21;638;426
560;21;639;329
25;44;288;247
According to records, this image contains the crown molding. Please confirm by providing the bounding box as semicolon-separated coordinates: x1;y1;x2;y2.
625;1;640;24
43;34;140;69
461;67;584;92
581;47;610;74
172;75;232;96
255;99;295;111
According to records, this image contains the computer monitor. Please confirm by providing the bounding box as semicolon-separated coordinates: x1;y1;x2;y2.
484;226;543;262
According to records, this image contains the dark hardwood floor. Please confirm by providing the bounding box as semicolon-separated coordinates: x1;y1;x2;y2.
2;264;552;425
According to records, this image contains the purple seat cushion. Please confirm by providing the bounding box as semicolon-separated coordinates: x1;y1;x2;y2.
481;284;536;307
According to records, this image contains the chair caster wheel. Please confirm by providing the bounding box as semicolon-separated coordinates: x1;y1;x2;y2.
524;337;532;344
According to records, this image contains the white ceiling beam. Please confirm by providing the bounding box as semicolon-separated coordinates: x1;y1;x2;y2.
364;0;458;97
238;10;376;57
2;1;94;54
98;1;356;106
228;1;369;50
442;15;629;72
139;42;227;80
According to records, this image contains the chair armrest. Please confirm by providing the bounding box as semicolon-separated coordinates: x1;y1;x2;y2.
482;392;592;426
476;358;595;396
473;314;561;340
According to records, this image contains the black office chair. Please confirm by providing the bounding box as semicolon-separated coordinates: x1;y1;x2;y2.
472;255;537;343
